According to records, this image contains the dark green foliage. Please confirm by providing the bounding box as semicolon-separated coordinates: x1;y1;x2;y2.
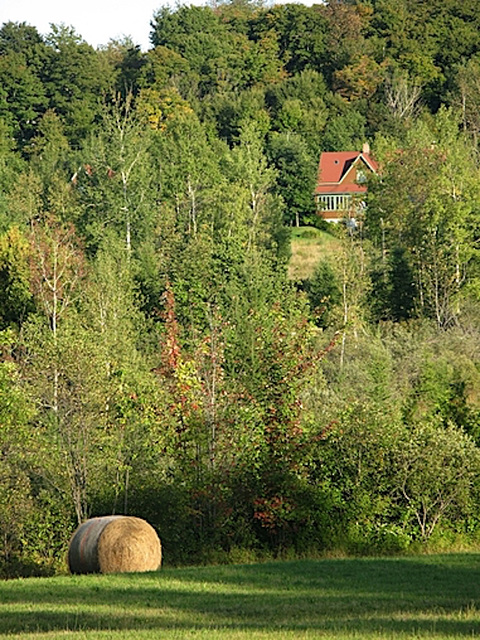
42;26;111;145
267;132;317;226
0;23;49;149
0;49;47;149
248;3;329;75
150;5;256;96
369;247;417;322
0;21;47;62
322;105;367;152
114;44;147;97
302;260;341;328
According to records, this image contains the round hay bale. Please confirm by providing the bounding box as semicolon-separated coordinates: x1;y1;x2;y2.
68;516;162;574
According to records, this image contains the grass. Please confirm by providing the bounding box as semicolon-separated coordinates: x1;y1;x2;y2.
1;555;480;639
288;226;341;281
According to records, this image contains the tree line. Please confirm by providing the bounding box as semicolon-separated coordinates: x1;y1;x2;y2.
0;0;480;576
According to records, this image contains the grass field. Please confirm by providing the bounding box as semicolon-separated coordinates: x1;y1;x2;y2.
1;555;479;639
288;226;341;281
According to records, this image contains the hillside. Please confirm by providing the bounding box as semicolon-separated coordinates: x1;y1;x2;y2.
0;1;480;573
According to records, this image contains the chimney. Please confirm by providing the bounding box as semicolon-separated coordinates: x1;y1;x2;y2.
362;142;370;155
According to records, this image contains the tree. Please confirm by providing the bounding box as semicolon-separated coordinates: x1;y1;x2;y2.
109;41;147;98
248;4;328;75
42;25;110;145
394;420;480;540
29;110;71;181
383;68;423;128
266;69;328;153
140;45;193;95
205;87;271;146
82;235;165;517
0;21;48;72
153;109;220;238
222;285;327;550
453;56;480;147
0;227;35;329
369;245;417;322
330;230;370;368
0;22;49;150
267;131;317;227
367;110;480;326
321;0;373;81
303;259;342;328
29;219;85;341
150;5;255;96
322;98;366;151
0;120;26;230
0;353;35;564
4;169;43;229
368;0;441;88
228;121;280;254
0;49;47;149
333;55;385;103
25;219;90;523
76;93;156;255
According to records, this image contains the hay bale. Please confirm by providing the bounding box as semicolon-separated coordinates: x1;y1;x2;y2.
68;516;162;574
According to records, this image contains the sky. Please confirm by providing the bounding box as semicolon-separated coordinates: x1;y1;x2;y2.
1;0;315;52
1;0;173;51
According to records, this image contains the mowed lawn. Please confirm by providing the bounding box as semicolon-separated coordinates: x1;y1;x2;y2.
1;555;479;639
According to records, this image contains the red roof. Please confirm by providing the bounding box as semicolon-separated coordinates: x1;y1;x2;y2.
315;150;378;195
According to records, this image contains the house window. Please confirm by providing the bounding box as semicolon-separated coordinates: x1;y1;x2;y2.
316;195;352;211
356;168;367;183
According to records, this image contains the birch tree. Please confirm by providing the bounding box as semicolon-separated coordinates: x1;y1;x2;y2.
367;110;480;326
26;219;95;524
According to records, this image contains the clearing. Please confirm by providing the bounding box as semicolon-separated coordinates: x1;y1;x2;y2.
288;226;341;281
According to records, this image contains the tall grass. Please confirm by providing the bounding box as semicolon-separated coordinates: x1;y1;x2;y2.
1;555;479;639
288;226;341;281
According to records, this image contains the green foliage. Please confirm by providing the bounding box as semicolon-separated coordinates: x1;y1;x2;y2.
267;132;317;226
302;260;341;328
76;94;157;255
367;109;480;326
0;227;35;328
150;5;261;96
369;246;417;322
322;104;367;152
0;353;35;564
42;25;110;145
0;49;47;149
394;420;480;540
249;4;328;75
0;121;26;227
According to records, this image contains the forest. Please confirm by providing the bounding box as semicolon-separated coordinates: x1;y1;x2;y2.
0;0;480;576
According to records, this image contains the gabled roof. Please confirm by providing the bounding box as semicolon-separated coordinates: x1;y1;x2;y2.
315;150;378;195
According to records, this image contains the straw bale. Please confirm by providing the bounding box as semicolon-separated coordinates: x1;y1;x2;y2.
68;516;162;574
98;516;162;573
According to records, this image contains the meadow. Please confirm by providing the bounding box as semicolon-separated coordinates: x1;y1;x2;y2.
288;226;341;280
1;555;479;639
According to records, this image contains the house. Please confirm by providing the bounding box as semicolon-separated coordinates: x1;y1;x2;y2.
314;143;378;223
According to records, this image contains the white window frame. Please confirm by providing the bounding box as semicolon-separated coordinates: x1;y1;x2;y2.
316;194;352;211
